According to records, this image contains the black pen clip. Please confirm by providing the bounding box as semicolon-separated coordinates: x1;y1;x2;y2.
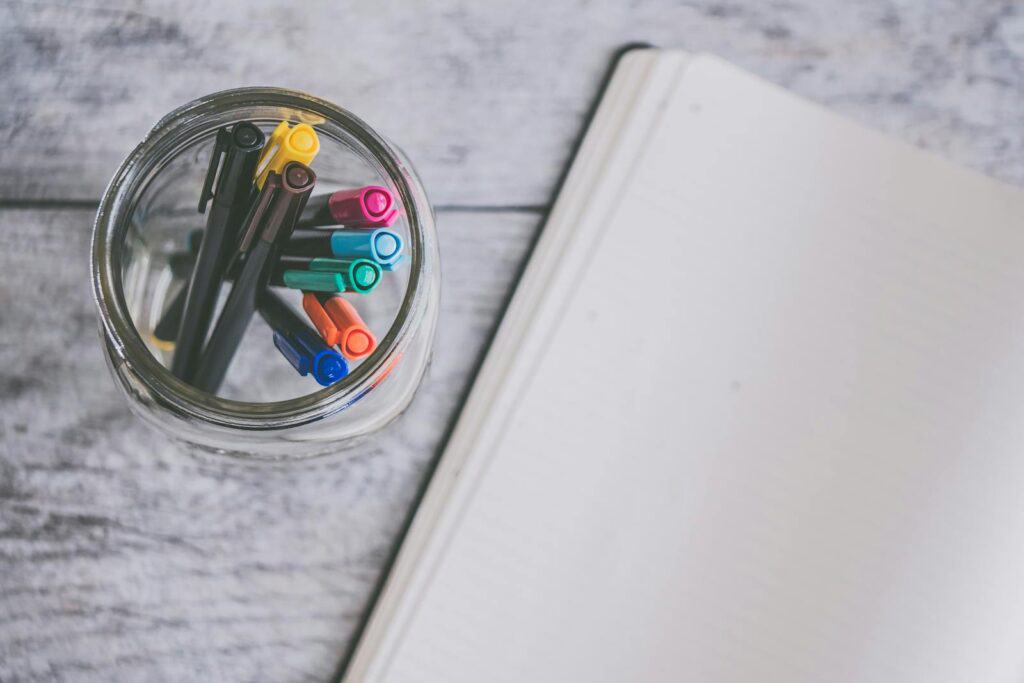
225;173;280;276
198;128;231;214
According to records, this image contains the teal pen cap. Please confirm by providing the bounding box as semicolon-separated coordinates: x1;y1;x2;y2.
307;257;348;272
341;258;382;294
281;270;346;292
329;228;403;266
305;257;381;294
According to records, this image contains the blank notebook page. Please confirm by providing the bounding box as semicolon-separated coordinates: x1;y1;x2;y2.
352;53;1024;682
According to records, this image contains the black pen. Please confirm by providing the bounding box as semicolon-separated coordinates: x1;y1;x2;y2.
192;161;316;394
154;287;187;344
281;228;336;257
154;230;205;344
171;123;265;381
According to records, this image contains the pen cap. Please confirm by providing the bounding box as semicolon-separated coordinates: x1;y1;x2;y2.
343;259;382;294
282;270;346;292
292;328;349;387
302;292;342;346
199;122;266;213
92;87;439;459
255;122;320;189
328;186;399;228
306;257;349;272
273;330;311;376
329;228;404;266
321;295;377;360
239;161;316;258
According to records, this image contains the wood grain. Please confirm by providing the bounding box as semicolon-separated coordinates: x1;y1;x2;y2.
0;0;1021;207
0;206;539;681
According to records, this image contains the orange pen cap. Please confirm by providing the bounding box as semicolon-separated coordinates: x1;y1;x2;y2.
301;292;341;346
323;296;376;360
303;293;377;360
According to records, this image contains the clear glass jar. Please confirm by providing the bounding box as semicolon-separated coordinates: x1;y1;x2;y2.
91;88;440;460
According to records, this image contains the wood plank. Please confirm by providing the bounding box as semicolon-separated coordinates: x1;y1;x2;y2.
0;1;1021;206
0;206;539;681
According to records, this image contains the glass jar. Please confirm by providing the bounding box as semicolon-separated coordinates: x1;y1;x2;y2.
91;88;440;460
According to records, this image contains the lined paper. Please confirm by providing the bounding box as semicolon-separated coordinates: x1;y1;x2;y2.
347;52;1024;683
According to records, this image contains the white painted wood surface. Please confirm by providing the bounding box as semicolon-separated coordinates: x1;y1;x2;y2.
1;0;1022;206
0;0;1021;680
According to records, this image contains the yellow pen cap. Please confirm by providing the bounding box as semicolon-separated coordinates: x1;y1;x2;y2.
255;121;320;188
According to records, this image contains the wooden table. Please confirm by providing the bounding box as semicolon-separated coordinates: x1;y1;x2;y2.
1;2;1021;680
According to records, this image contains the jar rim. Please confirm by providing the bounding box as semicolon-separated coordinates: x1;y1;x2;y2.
91;87;434;430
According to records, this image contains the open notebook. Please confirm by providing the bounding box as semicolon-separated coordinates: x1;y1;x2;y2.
343;49;1024;682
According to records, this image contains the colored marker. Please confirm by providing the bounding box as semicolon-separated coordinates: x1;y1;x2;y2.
298;186;398;228
302;293;377;360
254;121;320;189
286;228;403;266
279;270;345;293
260;290;348;386
274;256;382;294
193;161;316;394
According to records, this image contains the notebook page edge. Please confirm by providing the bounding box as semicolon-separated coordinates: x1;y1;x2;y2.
368;51;693;681
342;47;689;682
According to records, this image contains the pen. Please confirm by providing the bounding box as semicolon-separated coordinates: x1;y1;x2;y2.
171;122;265;381
254;121;320;189
153;254;196;346
260;289;348;386
154;287;186;344
272;256;382;294
192;161;316;394
169;254;382;296
277;270;345;293
297;186;398;229
302;293;377;360
285;228;404;266
168;251;196;280
153;229;206;346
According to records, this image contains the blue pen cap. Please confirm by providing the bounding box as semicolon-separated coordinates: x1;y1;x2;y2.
292;328;349;386
329;228;403;266
273;331;311;376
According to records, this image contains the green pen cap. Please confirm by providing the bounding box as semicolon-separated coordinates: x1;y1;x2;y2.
303;257;381;294
281;270;345;292
307;257;348;272
342;258;382;294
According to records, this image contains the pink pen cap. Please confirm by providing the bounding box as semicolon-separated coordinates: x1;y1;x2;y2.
327;186;399;228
